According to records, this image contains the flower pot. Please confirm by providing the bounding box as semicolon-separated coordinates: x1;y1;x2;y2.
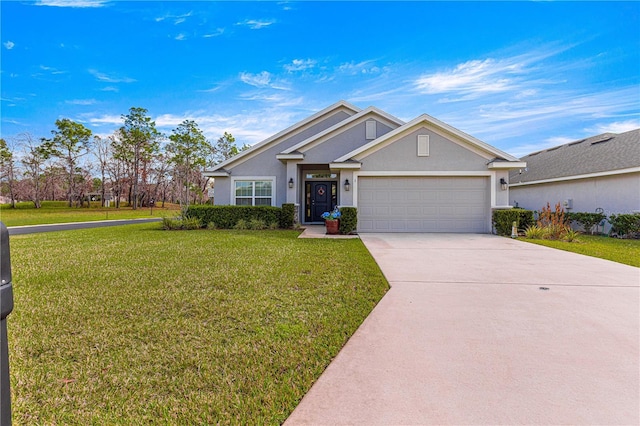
325;219;339;235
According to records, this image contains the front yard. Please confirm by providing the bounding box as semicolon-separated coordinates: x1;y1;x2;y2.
520;234;640;267
7;224;389;424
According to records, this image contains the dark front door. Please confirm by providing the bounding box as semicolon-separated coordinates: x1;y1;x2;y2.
305;181;337;222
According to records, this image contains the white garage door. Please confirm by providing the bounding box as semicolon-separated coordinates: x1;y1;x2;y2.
358;176;490;233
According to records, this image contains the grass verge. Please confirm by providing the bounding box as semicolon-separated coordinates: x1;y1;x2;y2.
7;224;388;424
0;201;180;226
520;234;640;267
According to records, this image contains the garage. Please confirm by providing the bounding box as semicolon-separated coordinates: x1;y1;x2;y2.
357;176;490;233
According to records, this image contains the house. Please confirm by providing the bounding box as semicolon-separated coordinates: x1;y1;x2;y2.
509;129;640;216
204;101;525;233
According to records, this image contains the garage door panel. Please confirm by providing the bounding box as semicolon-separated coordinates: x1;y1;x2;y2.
358;177;489;233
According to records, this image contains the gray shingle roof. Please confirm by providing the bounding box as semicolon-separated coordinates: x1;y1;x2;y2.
510;128;640;183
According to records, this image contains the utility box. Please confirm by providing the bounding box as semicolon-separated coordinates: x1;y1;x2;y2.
563;199;573;210
0;222;13;426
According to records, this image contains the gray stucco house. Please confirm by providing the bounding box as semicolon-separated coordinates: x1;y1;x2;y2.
509;129;640;216
204;101;525;233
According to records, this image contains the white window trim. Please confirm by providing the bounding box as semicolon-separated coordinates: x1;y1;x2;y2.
230;176;277;207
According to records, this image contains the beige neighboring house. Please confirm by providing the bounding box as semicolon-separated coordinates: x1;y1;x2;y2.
204;101;525;233
509;129;640;216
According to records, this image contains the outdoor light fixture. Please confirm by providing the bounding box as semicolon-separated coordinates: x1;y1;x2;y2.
500;178;508;191
344;179;350;191
288;178;294;189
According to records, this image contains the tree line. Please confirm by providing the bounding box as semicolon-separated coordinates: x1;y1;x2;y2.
0;107;248;210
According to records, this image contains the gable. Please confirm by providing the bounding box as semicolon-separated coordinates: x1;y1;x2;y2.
205;101;360;175
359;126;491;172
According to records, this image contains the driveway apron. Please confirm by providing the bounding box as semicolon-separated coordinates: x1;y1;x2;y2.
286;233;640;425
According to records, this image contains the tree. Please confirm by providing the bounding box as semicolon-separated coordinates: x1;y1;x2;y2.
44;118;92;207
0;138;18;207
167;120;211;209
93;136;111;207
19;133;49;208
118;107;160;209
212;132;237;165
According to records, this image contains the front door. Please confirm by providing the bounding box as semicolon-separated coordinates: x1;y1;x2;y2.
305;181;337;222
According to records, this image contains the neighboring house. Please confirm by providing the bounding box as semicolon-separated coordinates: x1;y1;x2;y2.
204;101;525;233
509;129;640;216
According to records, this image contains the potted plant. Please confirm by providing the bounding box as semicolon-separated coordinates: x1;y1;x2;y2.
322;207;341;235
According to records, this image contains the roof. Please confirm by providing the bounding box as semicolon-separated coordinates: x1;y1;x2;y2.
204;100;360;174
334;113;522;164
510;128;640;183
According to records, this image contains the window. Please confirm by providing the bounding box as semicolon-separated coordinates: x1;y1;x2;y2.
234;180;273;206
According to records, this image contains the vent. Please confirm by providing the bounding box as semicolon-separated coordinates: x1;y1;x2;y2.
568;139;585;146
365;120;376;140
591;136;613;145
417;135;429;157
546;146;561;152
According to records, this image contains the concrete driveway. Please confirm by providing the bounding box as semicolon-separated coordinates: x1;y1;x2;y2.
286;233;640;425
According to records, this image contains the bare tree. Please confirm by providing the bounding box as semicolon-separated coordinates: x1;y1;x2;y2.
0;137;18;207
93;135;111;207
19;133;49;208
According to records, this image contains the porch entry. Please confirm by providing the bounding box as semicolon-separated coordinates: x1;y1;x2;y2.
305;181;338;222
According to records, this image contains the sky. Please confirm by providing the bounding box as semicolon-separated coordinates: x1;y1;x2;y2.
1;1;639;158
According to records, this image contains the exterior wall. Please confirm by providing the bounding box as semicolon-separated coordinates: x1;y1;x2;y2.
212;177;231;205
302;120;394;164
494;170;511;207
360;128;489;172
509;172;640;215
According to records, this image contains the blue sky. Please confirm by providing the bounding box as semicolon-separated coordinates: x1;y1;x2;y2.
1;1;639;157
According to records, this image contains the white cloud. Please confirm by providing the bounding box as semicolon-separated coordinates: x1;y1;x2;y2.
3;41;15;50
236;19;275;30
284;59;316;72
66;99;97;105
89;69;135;83
100;86;119;92
35;0;107;7
87;114;122;126
337;60;382;75
39;65;66;75
175;34;186;41
240;71;272;87
203;28;224;38
585;119;640;135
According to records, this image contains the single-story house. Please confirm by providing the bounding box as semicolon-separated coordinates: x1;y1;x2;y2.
204;101;525;233
509;129;640;216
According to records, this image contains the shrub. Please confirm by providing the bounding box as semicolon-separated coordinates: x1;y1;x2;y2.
161;217;183;230
608;213;640;238
186;205;282;229
492;209;535;236
280;203;295;229
339;207;358;235
206;221;217;230
524;225;546;239
537;202;568;240
247;218;266;230
563;228;581;242
182;217;202;230
566;212;606;234
233;219;248;230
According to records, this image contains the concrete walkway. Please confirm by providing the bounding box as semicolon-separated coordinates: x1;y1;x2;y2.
286;233;640;425
298;225;359;239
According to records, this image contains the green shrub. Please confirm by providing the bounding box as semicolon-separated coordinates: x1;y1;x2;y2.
161;217;183;230
566;212;606;234
524;224;546;239
182;217;202;230
186;205;282;229
206;221;217;230
609;213;640;238
563;228;581;242
233;219;248;230
247;218;266;230
339;207;358;235
492;209;534;236
280;203;295;229
268;221;279;230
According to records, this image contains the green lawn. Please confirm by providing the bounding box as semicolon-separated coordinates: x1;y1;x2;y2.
0;201;179;226
519;234;640;267
7;224;389;424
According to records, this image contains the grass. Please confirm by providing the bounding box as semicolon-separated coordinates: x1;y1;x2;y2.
7;224;389;424
520;234;640;267
0;201;180;226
